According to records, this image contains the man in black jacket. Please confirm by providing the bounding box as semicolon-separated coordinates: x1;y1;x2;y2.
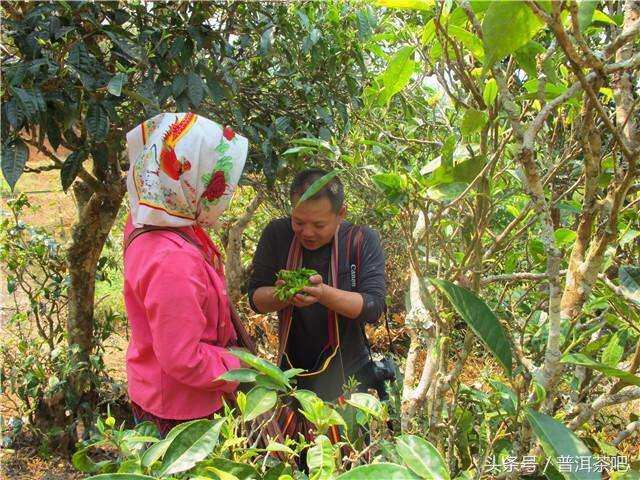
247;169;387;400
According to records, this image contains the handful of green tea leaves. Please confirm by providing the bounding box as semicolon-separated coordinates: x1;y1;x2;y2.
274;268;318;301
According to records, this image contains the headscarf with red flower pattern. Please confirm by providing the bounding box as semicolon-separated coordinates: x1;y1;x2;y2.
126;112;247;228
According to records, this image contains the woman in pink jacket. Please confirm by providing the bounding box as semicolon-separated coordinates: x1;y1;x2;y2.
123;112;248;436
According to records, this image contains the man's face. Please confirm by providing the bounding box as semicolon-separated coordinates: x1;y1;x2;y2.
291;196;345;250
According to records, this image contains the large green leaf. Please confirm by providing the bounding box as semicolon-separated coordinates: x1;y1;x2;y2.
293;390;345;431
345;393;385;420
372;172;407;202
307;435;336;480
448;26;484;61
198;457;259;480
460;109;488;138
216;368;259;383
561;354;640;387
482;1;544;68
187;72;205;107
425;156;485;188
229;348;289;388
395;435;449;480
141;430;180;469
61;150;88;192
431;278;513;375
619;266;640;305
335;463;420;479
159;419;224;475
297;169;341;206
107;73;127;97
483;78;498;107
526;409;600;480
243;386;277;422
72;447;114;473
85;103;109;142
1;139;29;190
379;46;416;105
601;330;627;367
578;0;598;31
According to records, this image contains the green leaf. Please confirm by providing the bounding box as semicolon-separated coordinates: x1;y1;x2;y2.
85;103;109;142
431;278;513;375
187;73;205;107
422;19;436;45
85;475;156;480
554;228;577;248
172;74;187;97
461;109;488;138
255;373;288;391
61;150;88;192
284;368;306;379
335;463;420;479
372;172;407;202
293;390;345;431
199;457;259;480
426;156;486;188
514;41;546;78
264;463;293;480
12;87;38;119
600;330;627;367
229;348;289;387
107;73;127;97
243;387;277;422
376;0;434;9
379;46;416;105
592;10;617;25
619;266;640;305
307;435;336;480
526;409;600;480
482;1;544;68
159;419;224;475
561;354;640;387
72;448;114;474
1;139;29;191
292;389;321;412
577;0;598;30
216;368;259;383
266;440;296;455
395;435;449;480
141;421;194;469
345;393;385;420
483;78;498;107
448;26;484;61
296;170;341;206
104;31;144;61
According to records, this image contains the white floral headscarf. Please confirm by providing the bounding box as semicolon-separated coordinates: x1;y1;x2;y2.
126;112;248;228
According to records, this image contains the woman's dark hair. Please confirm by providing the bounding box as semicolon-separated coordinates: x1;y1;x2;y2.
289;168;344;213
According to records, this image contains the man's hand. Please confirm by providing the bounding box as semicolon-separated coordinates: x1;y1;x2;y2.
298;274;325;306
274;275;323;308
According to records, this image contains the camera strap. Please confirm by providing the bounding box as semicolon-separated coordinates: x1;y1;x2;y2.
346;225;394;357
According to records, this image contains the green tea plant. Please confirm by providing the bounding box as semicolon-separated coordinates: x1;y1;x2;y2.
73;349;451;479
0;194;125;453
274;268;319;301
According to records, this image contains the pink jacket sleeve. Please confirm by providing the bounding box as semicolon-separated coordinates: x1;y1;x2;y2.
140;249;241;392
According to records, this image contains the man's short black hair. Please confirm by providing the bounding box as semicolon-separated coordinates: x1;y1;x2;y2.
289;168;344;213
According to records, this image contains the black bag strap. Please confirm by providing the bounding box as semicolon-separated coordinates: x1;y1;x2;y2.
346;225;394;355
